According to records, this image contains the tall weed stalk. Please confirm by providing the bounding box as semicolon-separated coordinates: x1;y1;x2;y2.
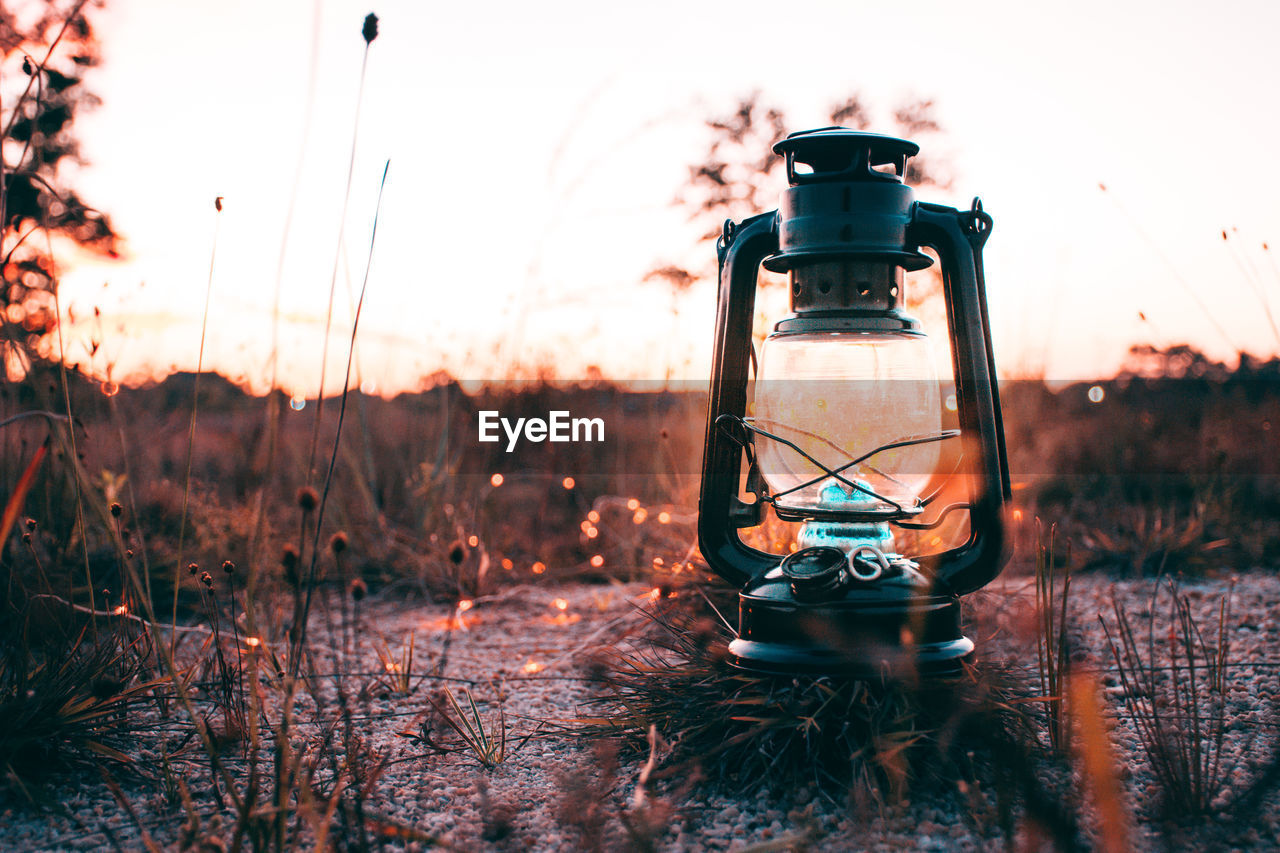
307;12;379;479
290;159;389;677
1035;522;1072;753
172;198;223;655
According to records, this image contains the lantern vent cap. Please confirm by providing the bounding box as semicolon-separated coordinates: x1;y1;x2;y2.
773;127;919;186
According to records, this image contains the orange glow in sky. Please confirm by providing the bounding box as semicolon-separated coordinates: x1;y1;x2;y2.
46;0;1280;394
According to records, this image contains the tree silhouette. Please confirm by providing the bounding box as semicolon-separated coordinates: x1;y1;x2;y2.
647;91;951;294
1;0;119;377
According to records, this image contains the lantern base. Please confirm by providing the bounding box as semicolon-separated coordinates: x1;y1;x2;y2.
728;570;974;678
727;635;974;678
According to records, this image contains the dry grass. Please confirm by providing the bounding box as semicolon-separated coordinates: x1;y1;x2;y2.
1102;580;1238;817
575;590;1093;847
0;602;167;792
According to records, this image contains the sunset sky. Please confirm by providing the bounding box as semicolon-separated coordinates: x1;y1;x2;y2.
45;0;1280;395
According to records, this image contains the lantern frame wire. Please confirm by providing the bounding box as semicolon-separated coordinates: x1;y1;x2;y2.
713;412;966;526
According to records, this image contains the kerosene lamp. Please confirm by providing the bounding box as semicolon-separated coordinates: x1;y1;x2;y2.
697;127;1010;676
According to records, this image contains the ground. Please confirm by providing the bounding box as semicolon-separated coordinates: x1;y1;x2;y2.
7;569;1280;851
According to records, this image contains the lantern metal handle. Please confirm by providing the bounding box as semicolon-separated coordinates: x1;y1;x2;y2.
697;211;783;587
907;200;1011;595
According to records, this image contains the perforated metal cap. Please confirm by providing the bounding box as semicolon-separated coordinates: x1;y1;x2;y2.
763;127;932;274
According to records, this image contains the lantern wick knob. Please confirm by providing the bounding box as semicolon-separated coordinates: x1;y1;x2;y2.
848;545;889;582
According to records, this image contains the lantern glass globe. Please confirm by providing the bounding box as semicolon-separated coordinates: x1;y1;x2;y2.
753;328;942;515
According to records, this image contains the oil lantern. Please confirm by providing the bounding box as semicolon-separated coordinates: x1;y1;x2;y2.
697;127;1010;676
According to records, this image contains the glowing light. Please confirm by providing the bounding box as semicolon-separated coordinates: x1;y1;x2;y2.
1088;385;1105;403
626;498;640;511
648;587;661;602
441;598;475;631
590;554;604;568
289;395;306;411
658;512;671;525
245;637;261;649
579;520;591;532
102;381;120;397
523;659;545;674
632;508;648;524
490;473;504;487
112;604;128;615
427;609;484;631
586;526;599;539
553;598;568;611
587;510;600;523
562;477;575;489
531;561;546;574
944;394;958;412
501;558;513;570
652;556;664;567
1013;509;1024;523
468;535;479;547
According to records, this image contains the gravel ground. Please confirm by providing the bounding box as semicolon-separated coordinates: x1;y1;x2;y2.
5;572;1280;850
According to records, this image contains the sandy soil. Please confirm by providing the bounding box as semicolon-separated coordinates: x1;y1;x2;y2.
6;572;1280;850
